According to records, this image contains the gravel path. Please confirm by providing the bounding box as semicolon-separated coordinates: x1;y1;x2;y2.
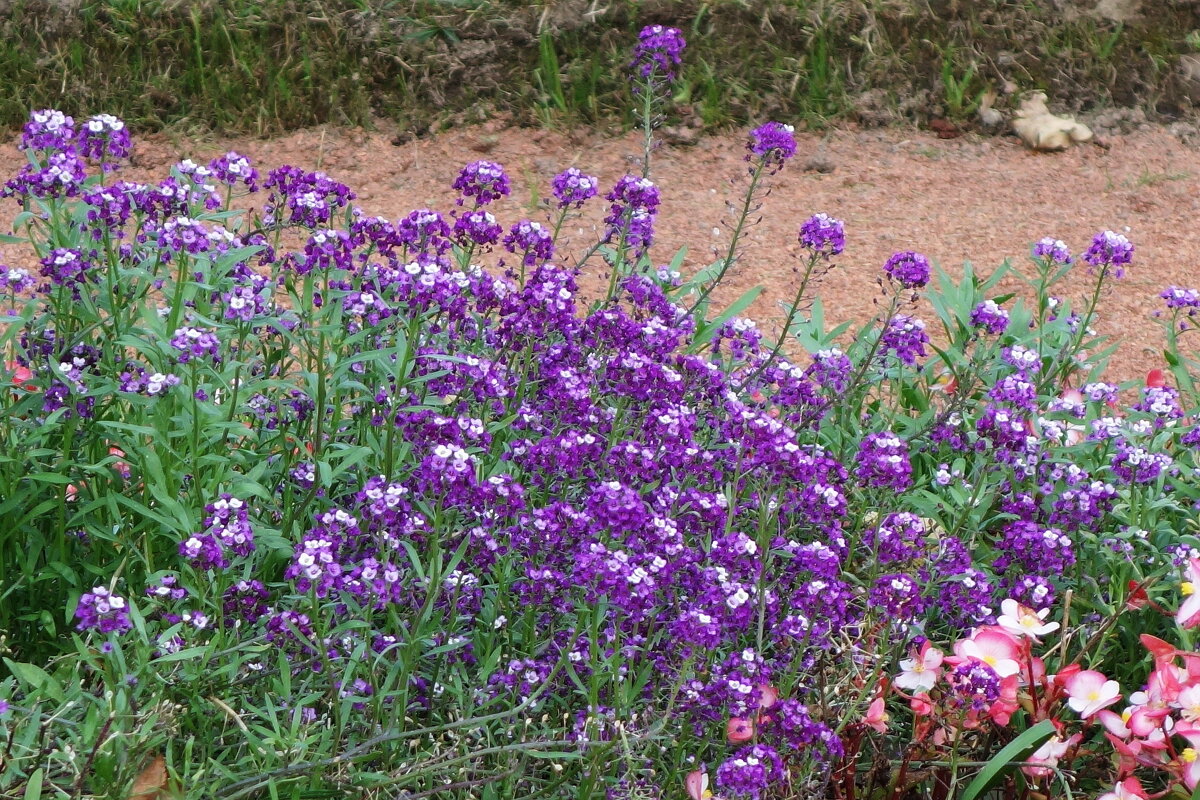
6;121;1199;382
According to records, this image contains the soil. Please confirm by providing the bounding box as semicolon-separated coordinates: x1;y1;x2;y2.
5;120;1200;384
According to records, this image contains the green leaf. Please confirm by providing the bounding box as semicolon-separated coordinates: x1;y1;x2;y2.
692;286;764;346
959;719;1057;800
3;658;64;703
22;769;43;800
151;646;212;664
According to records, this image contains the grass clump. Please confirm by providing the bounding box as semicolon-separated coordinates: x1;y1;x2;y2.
0;0;1197;137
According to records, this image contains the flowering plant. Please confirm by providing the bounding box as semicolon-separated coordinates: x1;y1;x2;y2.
4;29;1200;800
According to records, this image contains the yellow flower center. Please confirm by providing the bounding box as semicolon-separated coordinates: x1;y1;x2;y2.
1183;748;1198;764
1088;690;1101;702
1183;581;1195;597
982;655;997;667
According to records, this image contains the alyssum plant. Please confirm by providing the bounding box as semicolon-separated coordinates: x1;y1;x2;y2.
4;28;1200;800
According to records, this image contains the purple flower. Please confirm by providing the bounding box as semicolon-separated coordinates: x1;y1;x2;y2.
1162;286;1200;309
605;175;660;256
21;109;75;152
629;25;686;85
170;326;221;364
1001;345;1040;374
4;150;88;201
879;315;929;366
1083;230;1133;274
209;151;258;191
74;586;133;635
263;166;354;228
453;209;502;247
223;579;269;625
994;520;1074;577
289;462;317;490
1032;237;1072;264
76;114;131;168
118;363;181;396
970;300;1010;335
805;348;852;392
946;661;1001;711
854;431;912;491
551;167;599;208
396;209;451;253
1110;440;1172;484
39;248;92;290
503;219;555;267
798;213;845;257
883;250;931;289
0;266;35;294
452;160;510;206
870;573;928;622
154;216;211;255
179;533;229;570
715;744;784;799
864;512;926;564
747;122;796;169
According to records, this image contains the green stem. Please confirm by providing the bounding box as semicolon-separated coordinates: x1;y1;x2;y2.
688;161;767;314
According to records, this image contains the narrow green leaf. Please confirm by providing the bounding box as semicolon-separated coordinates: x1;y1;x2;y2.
3;658;63;703
23;769;43;800
960;719;1056;800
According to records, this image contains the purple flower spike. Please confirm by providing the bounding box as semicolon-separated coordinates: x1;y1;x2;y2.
798;213;845;257
883;251;931;289
453;160;510;206
629;25;686;85
1083;230;1133;276
76;114;132;169
1032;237;1071;265
747;122;796;169
21;108;75;152
551;167;599;209
75;586;133;635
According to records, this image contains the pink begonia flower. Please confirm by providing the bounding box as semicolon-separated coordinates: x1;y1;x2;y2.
996;599;1060;641
988;675;1020;726
1180;727;1200;790
1065;670;1121;718
910;692;933;716
685;769;713;800
1178;558;1200;629
1021;733;1080;779
1178;684;1200;723
1097;777;1148;800
1098;709;1133;739
1141;634;1179;666
954;626;1022;678
726;717;754;743
757;684;778;710
1127;705;1171;739
864;696;888;733
895;642;943;692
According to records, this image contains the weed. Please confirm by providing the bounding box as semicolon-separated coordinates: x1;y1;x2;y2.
1131;169;1191;188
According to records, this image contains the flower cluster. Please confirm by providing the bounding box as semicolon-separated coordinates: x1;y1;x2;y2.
629;25;686;84
798;213;845;258
747;122;796;170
